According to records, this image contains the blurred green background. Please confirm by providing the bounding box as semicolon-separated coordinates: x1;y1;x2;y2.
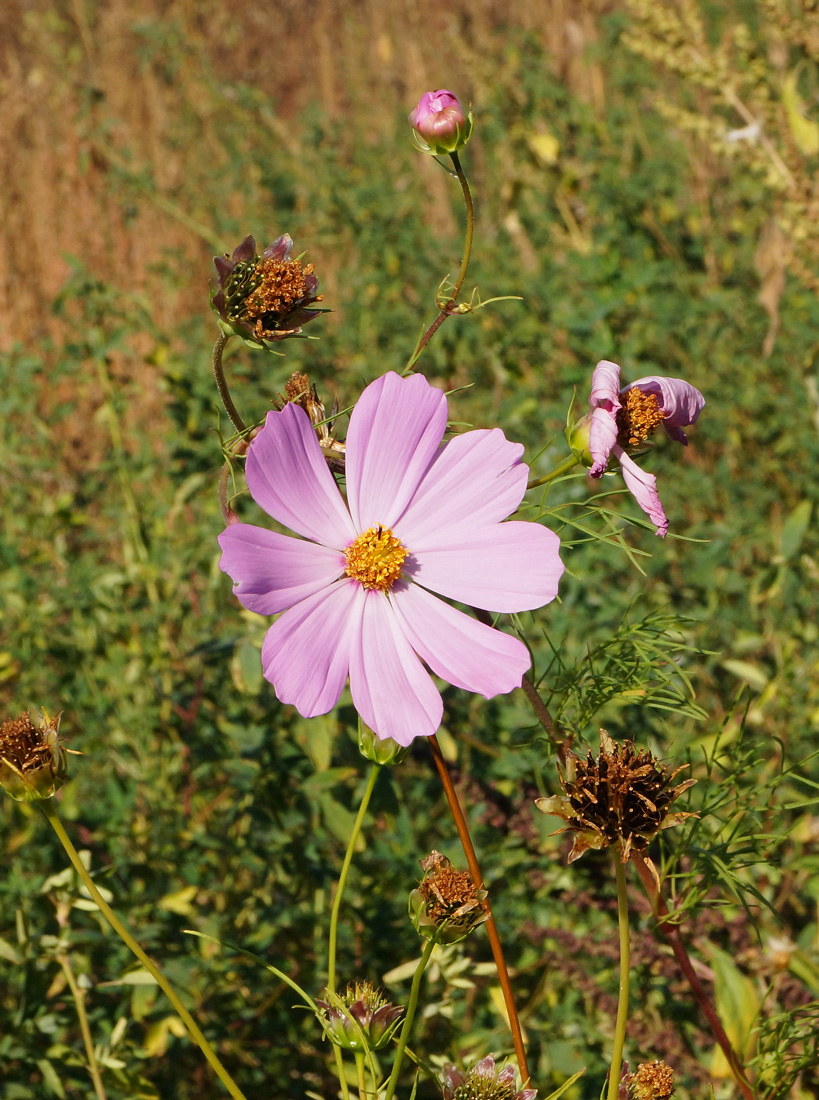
2;1;819;1097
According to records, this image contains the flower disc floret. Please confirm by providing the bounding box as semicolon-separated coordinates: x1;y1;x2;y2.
344;526;408;591
218;371;564;745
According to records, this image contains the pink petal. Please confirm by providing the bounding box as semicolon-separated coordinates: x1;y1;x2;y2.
624;375;705;444
390;582;530;696
246;404;357;547
348;590;443;745
394;428;528;548
261;579;363;716
408;522;563;612
615;445;668;537
218;523;345;615
345;372;448;530
588;405;619;478
589;359;622;412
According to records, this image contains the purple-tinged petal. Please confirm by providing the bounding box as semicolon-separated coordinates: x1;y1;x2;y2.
231;235;256;265
261;579;363;716
623;375;705;444
348;590;443;745
389;581;531;696
218;523;345;615
473;1056;497;1076
345;372;448;530
246;404;357;547
589;359;622;413
588;405;619;478
262;233;293;261
394;429;528;547
408;522;563;612
614;445;668;537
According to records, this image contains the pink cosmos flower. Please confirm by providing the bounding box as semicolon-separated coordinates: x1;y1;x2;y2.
218;372;563;746
409;89;473;155
585;360;705;538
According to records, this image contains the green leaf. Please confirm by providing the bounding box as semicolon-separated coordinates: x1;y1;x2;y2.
780;499;812;562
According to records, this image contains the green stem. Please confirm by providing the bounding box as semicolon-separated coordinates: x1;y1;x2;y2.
404;152;475;373
326;764;382;994
40;801;249;1100
527;453;582;490
355;1051;369;1100
607;858;630;1100
383;939;435;1100
58;953;108;1100
212;332;246;434
333;1046;352;1100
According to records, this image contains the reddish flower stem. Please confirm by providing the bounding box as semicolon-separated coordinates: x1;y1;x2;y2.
428;735;530;1086
631;853;755;1100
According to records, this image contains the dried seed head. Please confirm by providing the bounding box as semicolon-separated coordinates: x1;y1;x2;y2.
0;711;71;802
409;850;489;944
276;371;346;472
626;1060;675;1100
535;731;696;864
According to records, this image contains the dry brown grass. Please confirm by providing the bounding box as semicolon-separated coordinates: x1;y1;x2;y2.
0;0;613;349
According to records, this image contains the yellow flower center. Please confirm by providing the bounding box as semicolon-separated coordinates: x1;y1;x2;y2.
243;257;321;338
618;388;666;447
344;525;408;591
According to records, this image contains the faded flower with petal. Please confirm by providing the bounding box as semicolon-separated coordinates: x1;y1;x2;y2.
568;360;705;537
0;711;69;802
409;850;488;945
442;1054;537;1100
535;731;696;868
409;89;473;155
219;371;563;745
211;234;324;348
316;981;403;1052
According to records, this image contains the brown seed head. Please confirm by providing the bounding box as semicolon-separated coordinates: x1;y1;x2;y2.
409;850;489;944
0;711;69;802
627;1060;675;1100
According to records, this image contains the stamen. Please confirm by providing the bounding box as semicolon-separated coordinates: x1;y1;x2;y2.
617;388;665;447
344;526;408;591
243;258;323;338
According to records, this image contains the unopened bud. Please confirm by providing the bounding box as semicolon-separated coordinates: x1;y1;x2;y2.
409;90;473;156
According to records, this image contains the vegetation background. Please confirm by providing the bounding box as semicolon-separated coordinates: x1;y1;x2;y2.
1;0;818;1098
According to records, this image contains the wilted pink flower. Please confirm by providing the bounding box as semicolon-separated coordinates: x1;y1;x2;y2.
442;1054;537;1100
571;360;704;538
409;89;473;155
219;372;563;746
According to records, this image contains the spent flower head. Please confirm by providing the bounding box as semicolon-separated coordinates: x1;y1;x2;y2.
0;711;70;802
211;234;325;349
409;850;488;945
625;1060;675;1100
535;731;696;866
442;1054;537;1100
409;89;474;155
567;360;705;537
316;980;403;1052
218;371;563;745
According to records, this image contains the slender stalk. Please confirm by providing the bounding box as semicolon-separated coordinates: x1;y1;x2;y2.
58;953;108;1100
383;939;435;1100
428;735;530;1086
333;1046;352;1100
212;332;246;434
631;853;755;1100
355;1051;369;1100
404;152;475;373
527;453;582;490
327;764;382;994
39;801;249;1100
607;859;630;1100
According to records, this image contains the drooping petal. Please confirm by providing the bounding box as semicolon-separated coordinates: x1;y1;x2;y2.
408;522;563;612
624;375;705;444
589;359;622;412
588;405;620;478
218;523;345;615
262;234;293;261
390;581;530;696
394;428;528;548
345;372;448;531
246;403;357;547
348;590;443;745
615;445;668;537
260;578;363;717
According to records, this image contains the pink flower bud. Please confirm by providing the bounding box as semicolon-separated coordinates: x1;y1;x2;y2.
409;89;473;155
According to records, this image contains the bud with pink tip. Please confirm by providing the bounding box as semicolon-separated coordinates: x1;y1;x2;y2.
409;89;473;155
